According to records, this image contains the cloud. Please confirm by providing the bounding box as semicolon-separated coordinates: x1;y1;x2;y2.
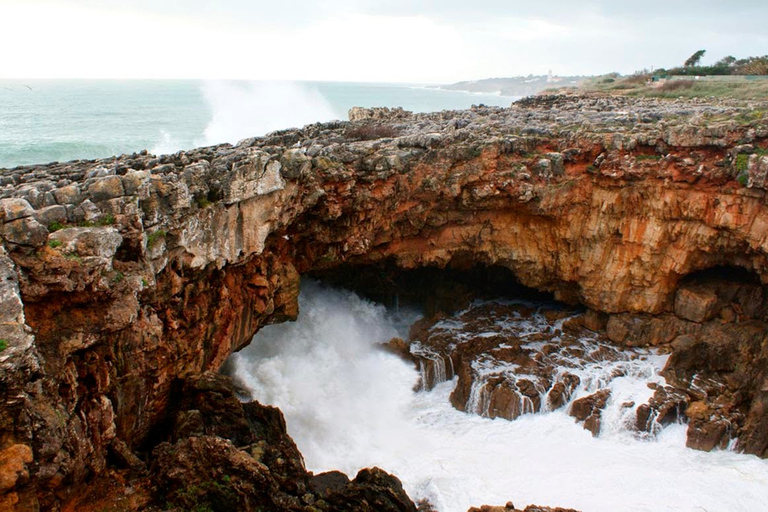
1;0;767;81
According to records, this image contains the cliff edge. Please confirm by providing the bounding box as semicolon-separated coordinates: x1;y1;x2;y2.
2;95;768;509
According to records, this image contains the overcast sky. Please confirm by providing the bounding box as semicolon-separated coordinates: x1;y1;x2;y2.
1;0;766;83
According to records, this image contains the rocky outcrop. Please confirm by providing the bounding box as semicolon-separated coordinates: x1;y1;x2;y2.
468;504;579;512
56;371;417;511
2;94;768;507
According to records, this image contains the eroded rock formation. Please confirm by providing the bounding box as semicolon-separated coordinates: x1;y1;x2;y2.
2;94;768;508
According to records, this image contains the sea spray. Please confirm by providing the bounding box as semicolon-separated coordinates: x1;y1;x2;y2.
229;281;768;512
199;80;338;146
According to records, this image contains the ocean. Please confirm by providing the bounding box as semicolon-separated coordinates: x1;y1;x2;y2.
0;80;515;169
230;282;768;512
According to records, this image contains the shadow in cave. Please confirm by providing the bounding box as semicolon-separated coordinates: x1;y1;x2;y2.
308;258;558;318
675;265;766;322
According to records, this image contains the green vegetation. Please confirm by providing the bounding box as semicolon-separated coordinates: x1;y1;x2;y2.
577;74;768;101
111;271;125;283
735;154;751;173
684;50;707;68
663;51;768;77
568;50;768;100
48;214;116;232
0;339;7;352
48;239;62;249
96;214;116;226
168;476;238;512
64;252;82;264
738;172;750;186
195;195;212;208
147;230;167;248
48;221;66;232
636;154;662;161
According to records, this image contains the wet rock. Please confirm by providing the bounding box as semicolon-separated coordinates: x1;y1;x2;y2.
322;467;417;512
569;389;611;436
469;504;580;512
310;471;351;495
3;93;768;507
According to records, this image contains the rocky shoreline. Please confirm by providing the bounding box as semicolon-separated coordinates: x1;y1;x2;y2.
2;94;768;509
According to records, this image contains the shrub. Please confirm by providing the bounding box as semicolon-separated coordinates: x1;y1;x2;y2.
48;221;66;232
738;172;749;186
48;239;62;249
735;154;750;173
636;154;662;161
147;230;167;248
195;195;211;208
0;339;7;352
96;214;116;226
345;124;400;141
657;80;695;92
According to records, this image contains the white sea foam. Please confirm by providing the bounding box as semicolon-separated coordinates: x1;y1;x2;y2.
150;129;182;156
199;81;339;146
228;281;768;512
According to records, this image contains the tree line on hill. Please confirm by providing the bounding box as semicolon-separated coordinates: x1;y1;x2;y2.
656;50;768;76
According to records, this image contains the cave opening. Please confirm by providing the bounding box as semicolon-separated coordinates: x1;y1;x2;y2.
675;264;766;322
307;259;558;318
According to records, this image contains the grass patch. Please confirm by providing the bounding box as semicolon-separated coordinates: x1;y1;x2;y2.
48;239;62;249
48;221;66;232
580;75;768;101
738;171;750;186
96;214;116;226
195;195;212;208
636;154;662;161
0;339;7;352
735;154;750;173
147;230;167;248
64;252;82;264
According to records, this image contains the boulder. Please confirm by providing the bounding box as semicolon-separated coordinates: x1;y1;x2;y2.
0;198;35;222
675;285;718;322
569;389;611;436
48;227;122;259
88;175;125;202
2;217;49;247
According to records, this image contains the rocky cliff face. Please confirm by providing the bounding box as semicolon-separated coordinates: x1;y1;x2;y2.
1;95;768;509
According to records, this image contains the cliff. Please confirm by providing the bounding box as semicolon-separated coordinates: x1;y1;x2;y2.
1;95;768;509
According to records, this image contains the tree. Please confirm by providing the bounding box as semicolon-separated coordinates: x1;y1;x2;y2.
684;50;706;67
715;55;737;68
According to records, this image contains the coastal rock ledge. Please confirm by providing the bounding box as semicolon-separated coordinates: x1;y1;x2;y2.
2;94;768;509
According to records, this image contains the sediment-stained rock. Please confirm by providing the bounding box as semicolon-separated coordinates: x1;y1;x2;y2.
2;94;768;507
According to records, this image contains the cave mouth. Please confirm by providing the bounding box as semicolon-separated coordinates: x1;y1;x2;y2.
679;265;761;286
307;260;557;318
676;264;766;322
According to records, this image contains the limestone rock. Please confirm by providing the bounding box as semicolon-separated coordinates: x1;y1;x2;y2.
0;198;35;222
675;285;718;322
88;175;125;202
48;227;122;259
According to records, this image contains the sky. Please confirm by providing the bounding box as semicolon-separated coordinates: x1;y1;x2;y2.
1;0;767;83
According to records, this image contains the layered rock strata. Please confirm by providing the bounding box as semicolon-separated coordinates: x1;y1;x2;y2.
2;95;768;508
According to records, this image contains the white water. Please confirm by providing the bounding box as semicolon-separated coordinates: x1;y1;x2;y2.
199;80;338;146
229;282;768;512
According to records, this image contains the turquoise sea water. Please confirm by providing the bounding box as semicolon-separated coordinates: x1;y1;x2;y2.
0;80;516;169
